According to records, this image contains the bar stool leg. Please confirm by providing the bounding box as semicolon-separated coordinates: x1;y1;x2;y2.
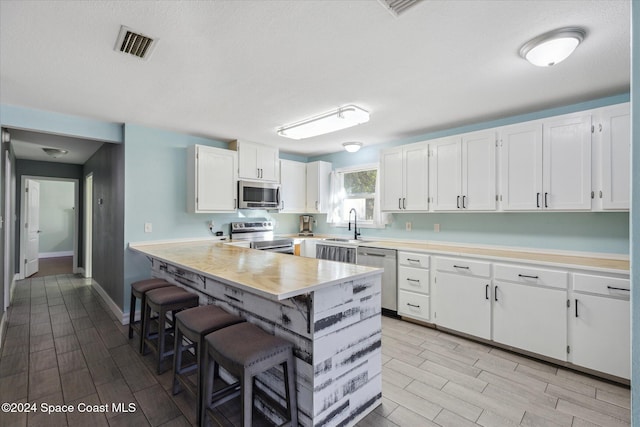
128;294;136;339
156;306;167;375
141;300;151;355
202;351;215;427
172;325;184;395
242;372;253;427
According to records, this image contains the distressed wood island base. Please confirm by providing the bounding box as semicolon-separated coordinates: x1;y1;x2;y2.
129;241;383;427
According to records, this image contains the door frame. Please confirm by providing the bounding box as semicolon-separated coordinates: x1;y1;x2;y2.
18;175;79;279
3;151;10;310
84;173;93;278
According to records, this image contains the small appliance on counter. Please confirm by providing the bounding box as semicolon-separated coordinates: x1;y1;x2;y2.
299;215;314;236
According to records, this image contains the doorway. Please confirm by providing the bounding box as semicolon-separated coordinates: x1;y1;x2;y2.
19;176;79;279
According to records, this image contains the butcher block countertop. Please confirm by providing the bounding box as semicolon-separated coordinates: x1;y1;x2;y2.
129;240;381;301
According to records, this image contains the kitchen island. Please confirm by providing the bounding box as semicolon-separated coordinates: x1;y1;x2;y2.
129;240;383;427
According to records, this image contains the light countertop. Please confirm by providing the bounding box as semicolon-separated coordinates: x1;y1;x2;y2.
129;240;381;301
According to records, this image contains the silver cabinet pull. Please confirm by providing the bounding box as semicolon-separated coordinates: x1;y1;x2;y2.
407;303;420;308
518;274;539;279
406;278;420;283
398;198;402;209
457;195;460;209
403;198;406;209
494;285;499;301
453;265;469;269
462;195;466;208
607;286;629;292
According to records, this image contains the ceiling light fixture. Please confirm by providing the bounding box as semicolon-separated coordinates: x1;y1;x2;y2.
342;142;363;153
277;105;370;140
42;148;69;158
519;27;586;67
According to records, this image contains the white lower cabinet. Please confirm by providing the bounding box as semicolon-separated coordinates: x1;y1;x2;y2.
569;273;630;379
493;280;568;361
433;257;491;340
397;251;431;322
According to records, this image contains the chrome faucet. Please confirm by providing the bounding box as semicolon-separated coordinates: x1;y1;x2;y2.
348;208;360;240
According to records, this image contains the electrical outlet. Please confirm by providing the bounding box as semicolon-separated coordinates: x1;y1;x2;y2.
405;222;412;231
144;223;152;233
434;223;440;232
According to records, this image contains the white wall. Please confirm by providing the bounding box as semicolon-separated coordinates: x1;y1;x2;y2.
36;179;74;256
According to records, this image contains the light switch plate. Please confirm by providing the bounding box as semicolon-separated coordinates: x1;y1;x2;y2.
405;222;412;231
144;223;152;233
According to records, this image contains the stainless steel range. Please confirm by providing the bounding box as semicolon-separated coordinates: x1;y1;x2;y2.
230;220;294;254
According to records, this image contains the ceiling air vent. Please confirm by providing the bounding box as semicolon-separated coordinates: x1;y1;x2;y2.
114;26;157;60
378;0;422;17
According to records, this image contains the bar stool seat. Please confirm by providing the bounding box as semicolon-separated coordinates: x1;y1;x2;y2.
202;322;298;427
128;278;173;353
172;305;244;426
142;287;199;374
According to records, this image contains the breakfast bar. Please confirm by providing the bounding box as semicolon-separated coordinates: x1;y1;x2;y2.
129;240;383;427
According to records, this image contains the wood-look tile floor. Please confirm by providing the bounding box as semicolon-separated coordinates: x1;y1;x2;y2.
0;275;631;427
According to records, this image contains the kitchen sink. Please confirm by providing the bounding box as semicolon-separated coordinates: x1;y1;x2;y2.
322;238;362;244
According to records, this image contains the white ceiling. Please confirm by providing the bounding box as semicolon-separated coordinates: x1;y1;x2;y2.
0;0;630;158
8;129;104;165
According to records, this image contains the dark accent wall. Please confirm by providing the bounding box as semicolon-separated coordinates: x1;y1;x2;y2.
14;160;84;272
83;143;125;309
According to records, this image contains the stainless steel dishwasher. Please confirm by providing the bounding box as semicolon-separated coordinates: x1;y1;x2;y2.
357;246;397;316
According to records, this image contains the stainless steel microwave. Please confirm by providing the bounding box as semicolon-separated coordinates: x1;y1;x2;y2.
237;180;281;209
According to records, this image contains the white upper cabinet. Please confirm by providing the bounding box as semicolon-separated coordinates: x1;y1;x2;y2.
306;161;332;214
499;122;543;210
431;130;496;211
380;142;429;211
543;113;592;210
500;113;591;211
187;145;237;213
279;159;307;213
594;103;630;210
230;140;279;182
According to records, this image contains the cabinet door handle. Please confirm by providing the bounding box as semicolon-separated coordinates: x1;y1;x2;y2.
453;265;469;269
536;192;540;208
518;274;539;279
544;192;549;208
403;198;406;209
406;303;420;308
399;198;402;209
462;195;466;208
257;168;260;178
607;286;630;292
494;285;498;301
457;195;460;209
407;258;421;263
234;199;237;209
485;284;489;300
406;278;420;283
575;298;579;317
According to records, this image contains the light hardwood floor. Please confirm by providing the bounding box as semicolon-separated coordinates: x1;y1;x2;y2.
357;316;630;427
0;275;631;426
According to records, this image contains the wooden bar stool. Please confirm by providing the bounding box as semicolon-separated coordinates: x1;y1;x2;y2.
128;278;173;353
202;322;298;427
172;305;244;426
142;287;199;374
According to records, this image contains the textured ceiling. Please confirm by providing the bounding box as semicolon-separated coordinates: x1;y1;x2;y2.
0;0;631;157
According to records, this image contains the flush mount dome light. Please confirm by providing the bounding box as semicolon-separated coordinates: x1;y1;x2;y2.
519;27;586;67
342;142;363;153
277;105;370;140
42;148;69;158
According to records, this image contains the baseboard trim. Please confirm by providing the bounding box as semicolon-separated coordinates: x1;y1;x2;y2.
91;281;128;325
39;251;74;259
74;267;85;276
9;274;18;303
0;310;7;353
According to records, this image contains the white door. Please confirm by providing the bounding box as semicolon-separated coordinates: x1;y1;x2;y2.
462;131;496;211
403;143;429;211
570;293;630;379
543;114;592;210
493;281;568;361
25;179;40;277
380;147;404;211
433;272;491;340
431;137;462;211
500;122;543;210
600;104;630;210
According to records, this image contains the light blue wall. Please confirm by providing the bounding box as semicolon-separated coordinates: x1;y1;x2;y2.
0;104;123;143
630;1;639;423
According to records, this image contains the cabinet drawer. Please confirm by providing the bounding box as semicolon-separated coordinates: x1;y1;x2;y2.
398;291;430;321
435;257;490;278
494;264;567;290
398;252;430;269
398;266;429;294
573;273;630;297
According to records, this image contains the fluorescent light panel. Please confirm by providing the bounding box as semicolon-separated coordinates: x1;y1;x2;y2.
277;105;370;140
